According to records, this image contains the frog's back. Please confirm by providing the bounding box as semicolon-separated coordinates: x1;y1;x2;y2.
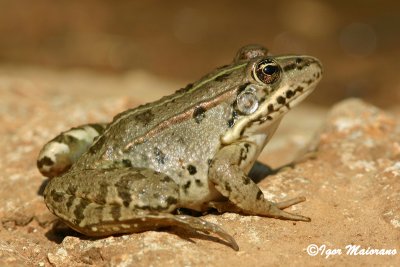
77;66;247;173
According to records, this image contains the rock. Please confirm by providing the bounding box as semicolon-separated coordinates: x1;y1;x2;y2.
308;98;400;230
0;68;398;266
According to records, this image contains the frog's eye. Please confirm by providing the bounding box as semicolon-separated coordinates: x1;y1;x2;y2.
236;85;259;115
253;59;281;84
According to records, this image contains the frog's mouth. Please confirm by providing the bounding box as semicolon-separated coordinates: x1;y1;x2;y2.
255;85;314;127
265;70;321;116
265;84;314;118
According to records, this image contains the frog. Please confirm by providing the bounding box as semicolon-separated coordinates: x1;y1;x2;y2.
37;44;322;250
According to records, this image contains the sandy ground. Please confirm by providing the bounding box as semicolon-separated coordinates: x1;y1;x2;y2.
0;67;399;266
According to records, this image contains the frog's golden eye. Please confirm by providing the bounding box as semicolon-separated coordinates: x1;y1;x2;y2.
236;85;259;115
253;59;281;84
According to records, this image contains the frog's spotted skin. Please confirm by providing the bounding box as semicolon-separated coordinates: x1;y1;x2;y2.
37;123;107;178
45;167;239;249
38;45;322;250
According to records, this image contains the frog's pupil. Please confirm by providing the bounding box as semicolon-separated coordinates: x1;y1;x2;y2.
254;59;280;84
263;65;277;75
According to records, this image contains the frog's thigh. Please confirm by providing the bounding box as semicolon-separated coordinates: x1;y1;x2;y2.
45;167;179;232
209;142;310;222
37;123;107;178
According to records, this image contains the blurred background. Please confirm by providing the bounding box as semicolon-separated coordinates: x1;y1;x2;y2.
0;0;399;108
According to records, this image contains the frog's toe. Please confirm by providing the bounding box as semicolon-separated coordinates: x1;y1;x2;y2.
275;196;306;209
175;215;239;251
264;196;310;222
268;202;311;222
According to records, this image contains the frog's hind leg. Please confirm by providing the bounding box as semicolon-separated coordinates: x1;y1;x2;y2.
80;213;239;251
45;167;238;250
37;123;107;178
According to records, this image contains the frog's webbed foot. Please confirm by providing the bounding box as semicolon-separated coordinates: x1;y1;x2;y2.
172;215;239;251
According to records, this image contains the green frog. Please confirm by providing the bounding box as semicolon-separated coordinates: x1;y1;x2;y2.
37;45;322;250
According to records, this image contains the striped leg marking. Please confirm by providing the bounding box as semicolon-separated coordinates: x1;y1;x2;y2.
37;123;107;178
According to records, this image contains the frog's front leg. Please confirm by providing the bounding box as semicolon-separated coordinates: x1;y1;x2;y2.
37;123;107;178
44;167;239;250
209;141;311;221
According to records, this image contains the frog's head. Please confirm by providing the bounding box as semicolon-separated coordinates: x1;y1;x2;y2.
222;45;323;144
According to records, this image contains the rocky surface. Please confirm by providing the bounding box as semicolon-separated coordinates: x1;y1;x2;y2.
0;68;399;266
